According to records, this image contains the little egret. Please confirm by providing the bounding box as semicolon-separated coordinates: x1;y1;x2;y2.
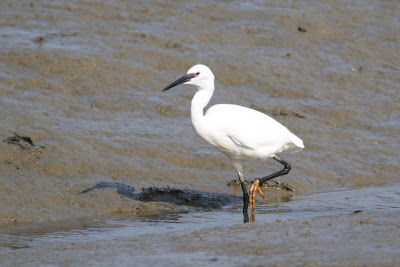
162;64;304;215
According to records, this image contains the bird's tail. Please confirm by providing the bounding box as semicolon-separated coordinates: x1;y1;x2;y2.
285;131;304;153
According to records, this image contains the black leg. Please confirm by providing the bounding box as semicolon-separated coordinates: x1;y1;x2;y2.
241;181;249;214
232;162;250;221
243;185;249;223
243;212;249;223
258;155;292;184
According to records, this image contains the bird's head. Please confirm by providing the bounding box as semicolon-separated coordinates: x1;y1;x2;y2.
162;64;215;92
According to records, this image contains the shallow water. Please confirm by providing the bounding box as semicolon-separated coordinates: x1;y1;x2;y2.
2;184;399;254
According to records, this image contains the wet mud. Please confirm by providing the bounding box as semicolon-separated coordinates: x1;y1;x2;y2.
2;186;400;266
0;0;399;265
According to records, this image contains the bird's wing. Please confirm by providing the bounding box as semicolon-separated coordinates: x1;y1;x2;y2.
205;104;292;150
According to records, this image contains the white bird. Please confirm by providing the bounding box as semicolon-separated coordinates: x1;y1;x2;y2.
162;64;304;216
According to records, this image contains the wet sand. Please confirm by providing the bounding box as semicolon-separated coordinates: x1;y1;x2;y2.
1;0;399;265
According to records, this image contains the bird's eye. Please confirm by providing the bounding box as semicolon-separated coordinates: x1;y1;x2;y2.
196;72;200;76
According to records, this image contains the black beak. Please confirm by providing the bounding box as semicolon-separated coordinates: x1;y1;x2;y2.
162;74;194;92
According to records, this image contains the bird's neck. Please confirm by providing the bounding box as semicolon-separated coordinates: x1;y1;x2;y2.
191;83;214;133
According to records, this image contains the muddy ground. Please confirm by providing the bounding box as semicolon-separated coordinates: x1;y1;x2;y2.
0;0;399;265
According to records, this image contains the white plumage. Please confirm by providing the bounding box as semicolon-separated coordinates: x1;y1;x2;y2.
199;104;304;160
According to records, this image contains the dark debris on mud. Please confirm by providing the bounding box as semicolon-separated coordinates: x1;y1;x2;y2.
139;186;240;209
250;105;305;119
227;179;295;191
32;32;78;46
297;26;307;32
2;134;44;150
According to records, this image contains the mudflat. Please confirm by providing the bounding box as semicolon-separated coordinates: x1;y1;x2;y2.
0;0;399;265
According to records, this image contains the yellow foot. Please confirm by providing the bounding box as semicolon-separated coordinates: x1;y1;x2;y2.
249;179;265;211
250;212;256;222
